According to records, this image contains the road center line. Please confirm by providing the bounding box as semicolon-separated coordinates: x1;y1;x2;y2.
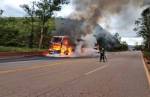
0;63;59;75
0;61;67;75
0;60;89;75
85;65;108;75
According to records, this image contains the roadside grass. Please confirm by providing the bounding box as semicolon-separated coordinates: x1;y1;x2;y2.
143;51;150;59
0;46;46;52
143;51;150;72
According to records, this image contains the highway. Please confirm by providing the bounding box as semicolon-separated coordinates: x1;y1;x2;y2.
0;51;149;97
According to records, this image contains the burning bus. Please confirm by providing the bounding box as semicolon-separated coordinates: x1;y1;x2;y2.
48;36;74;55
46;18;118;57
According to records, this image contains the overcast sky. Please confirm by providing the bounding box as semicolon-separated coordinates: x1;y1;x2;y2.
0;0;149;45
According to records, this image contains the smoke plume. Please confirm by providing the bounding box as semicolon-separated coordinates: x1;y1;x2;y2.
67;0;145;50
55;0;145;56
71;0;142;24
144;0;150;5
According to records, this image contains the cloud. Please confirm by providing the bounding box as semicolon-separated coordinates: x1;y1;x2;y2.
99;3;143;37
55;4;74;17
96;1;145;45
0;0;39;17
3;5;25;17
0;0;71;17
121;37;143;45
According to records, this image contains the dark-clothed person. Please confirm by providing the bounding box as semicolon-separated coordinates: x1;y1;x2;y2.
99;48;107;62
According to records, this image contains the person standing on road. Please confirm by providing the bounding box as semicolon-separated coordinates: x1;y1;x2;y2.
100;47;107;62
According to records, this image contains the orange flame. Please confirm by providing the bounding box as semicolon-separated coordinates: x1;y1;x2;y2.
49;36;73;56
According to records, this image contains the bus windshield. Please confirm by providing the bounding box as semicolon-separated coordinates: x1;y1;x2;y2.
51;37;62;43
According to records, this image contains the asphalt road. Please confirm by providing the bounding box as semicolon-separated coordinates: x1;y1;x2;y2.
0;51;149;97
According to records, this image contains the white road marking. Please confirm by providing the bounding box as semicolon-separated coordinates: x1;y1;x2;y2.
85;65;107;75
0;61;68;75
140;52;150;88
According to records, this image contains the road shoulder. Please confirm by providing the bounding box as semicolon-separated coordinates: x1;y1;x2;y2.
141;52;150;88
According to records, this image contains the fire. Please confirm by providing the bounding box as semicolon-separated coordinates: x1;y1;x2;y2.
60;45;73;55
48;36;73;56
46;35;99;57
52;44;61;51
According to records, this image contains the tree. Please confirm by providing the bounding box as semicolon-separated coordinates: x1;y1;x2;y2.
112;33;129;51
0;9;4;22
36;0;68;48
135;7;150;50
114;32;121;43
20;2;36;48
134;42;143;50
120;41;128;50
0;9;3;25
0;9;3;16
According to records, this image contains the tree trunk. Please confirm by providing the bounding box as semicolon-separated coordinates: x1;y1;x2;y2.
148;41;150;50
29;32;33;48
29;16;34;48
39;28;44;48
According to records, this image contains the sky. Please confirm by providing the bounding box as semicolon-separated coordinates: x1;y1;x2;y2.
0;0;149;45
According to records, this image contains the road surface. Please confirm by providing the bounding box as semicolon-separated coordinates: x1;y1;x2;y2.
0;51;149;97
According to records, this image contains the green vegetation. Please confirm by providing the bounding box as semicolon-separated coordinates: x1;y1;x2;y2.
0;46;45;52
21;0;68;48
135;7;150;51
0;0;69;51
143;51;150;57
0;9;3;16
20;1;36;48
134;42;143;50
110;33;128;51
36;0;63;48
96;32;128;51
0;17;54;48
